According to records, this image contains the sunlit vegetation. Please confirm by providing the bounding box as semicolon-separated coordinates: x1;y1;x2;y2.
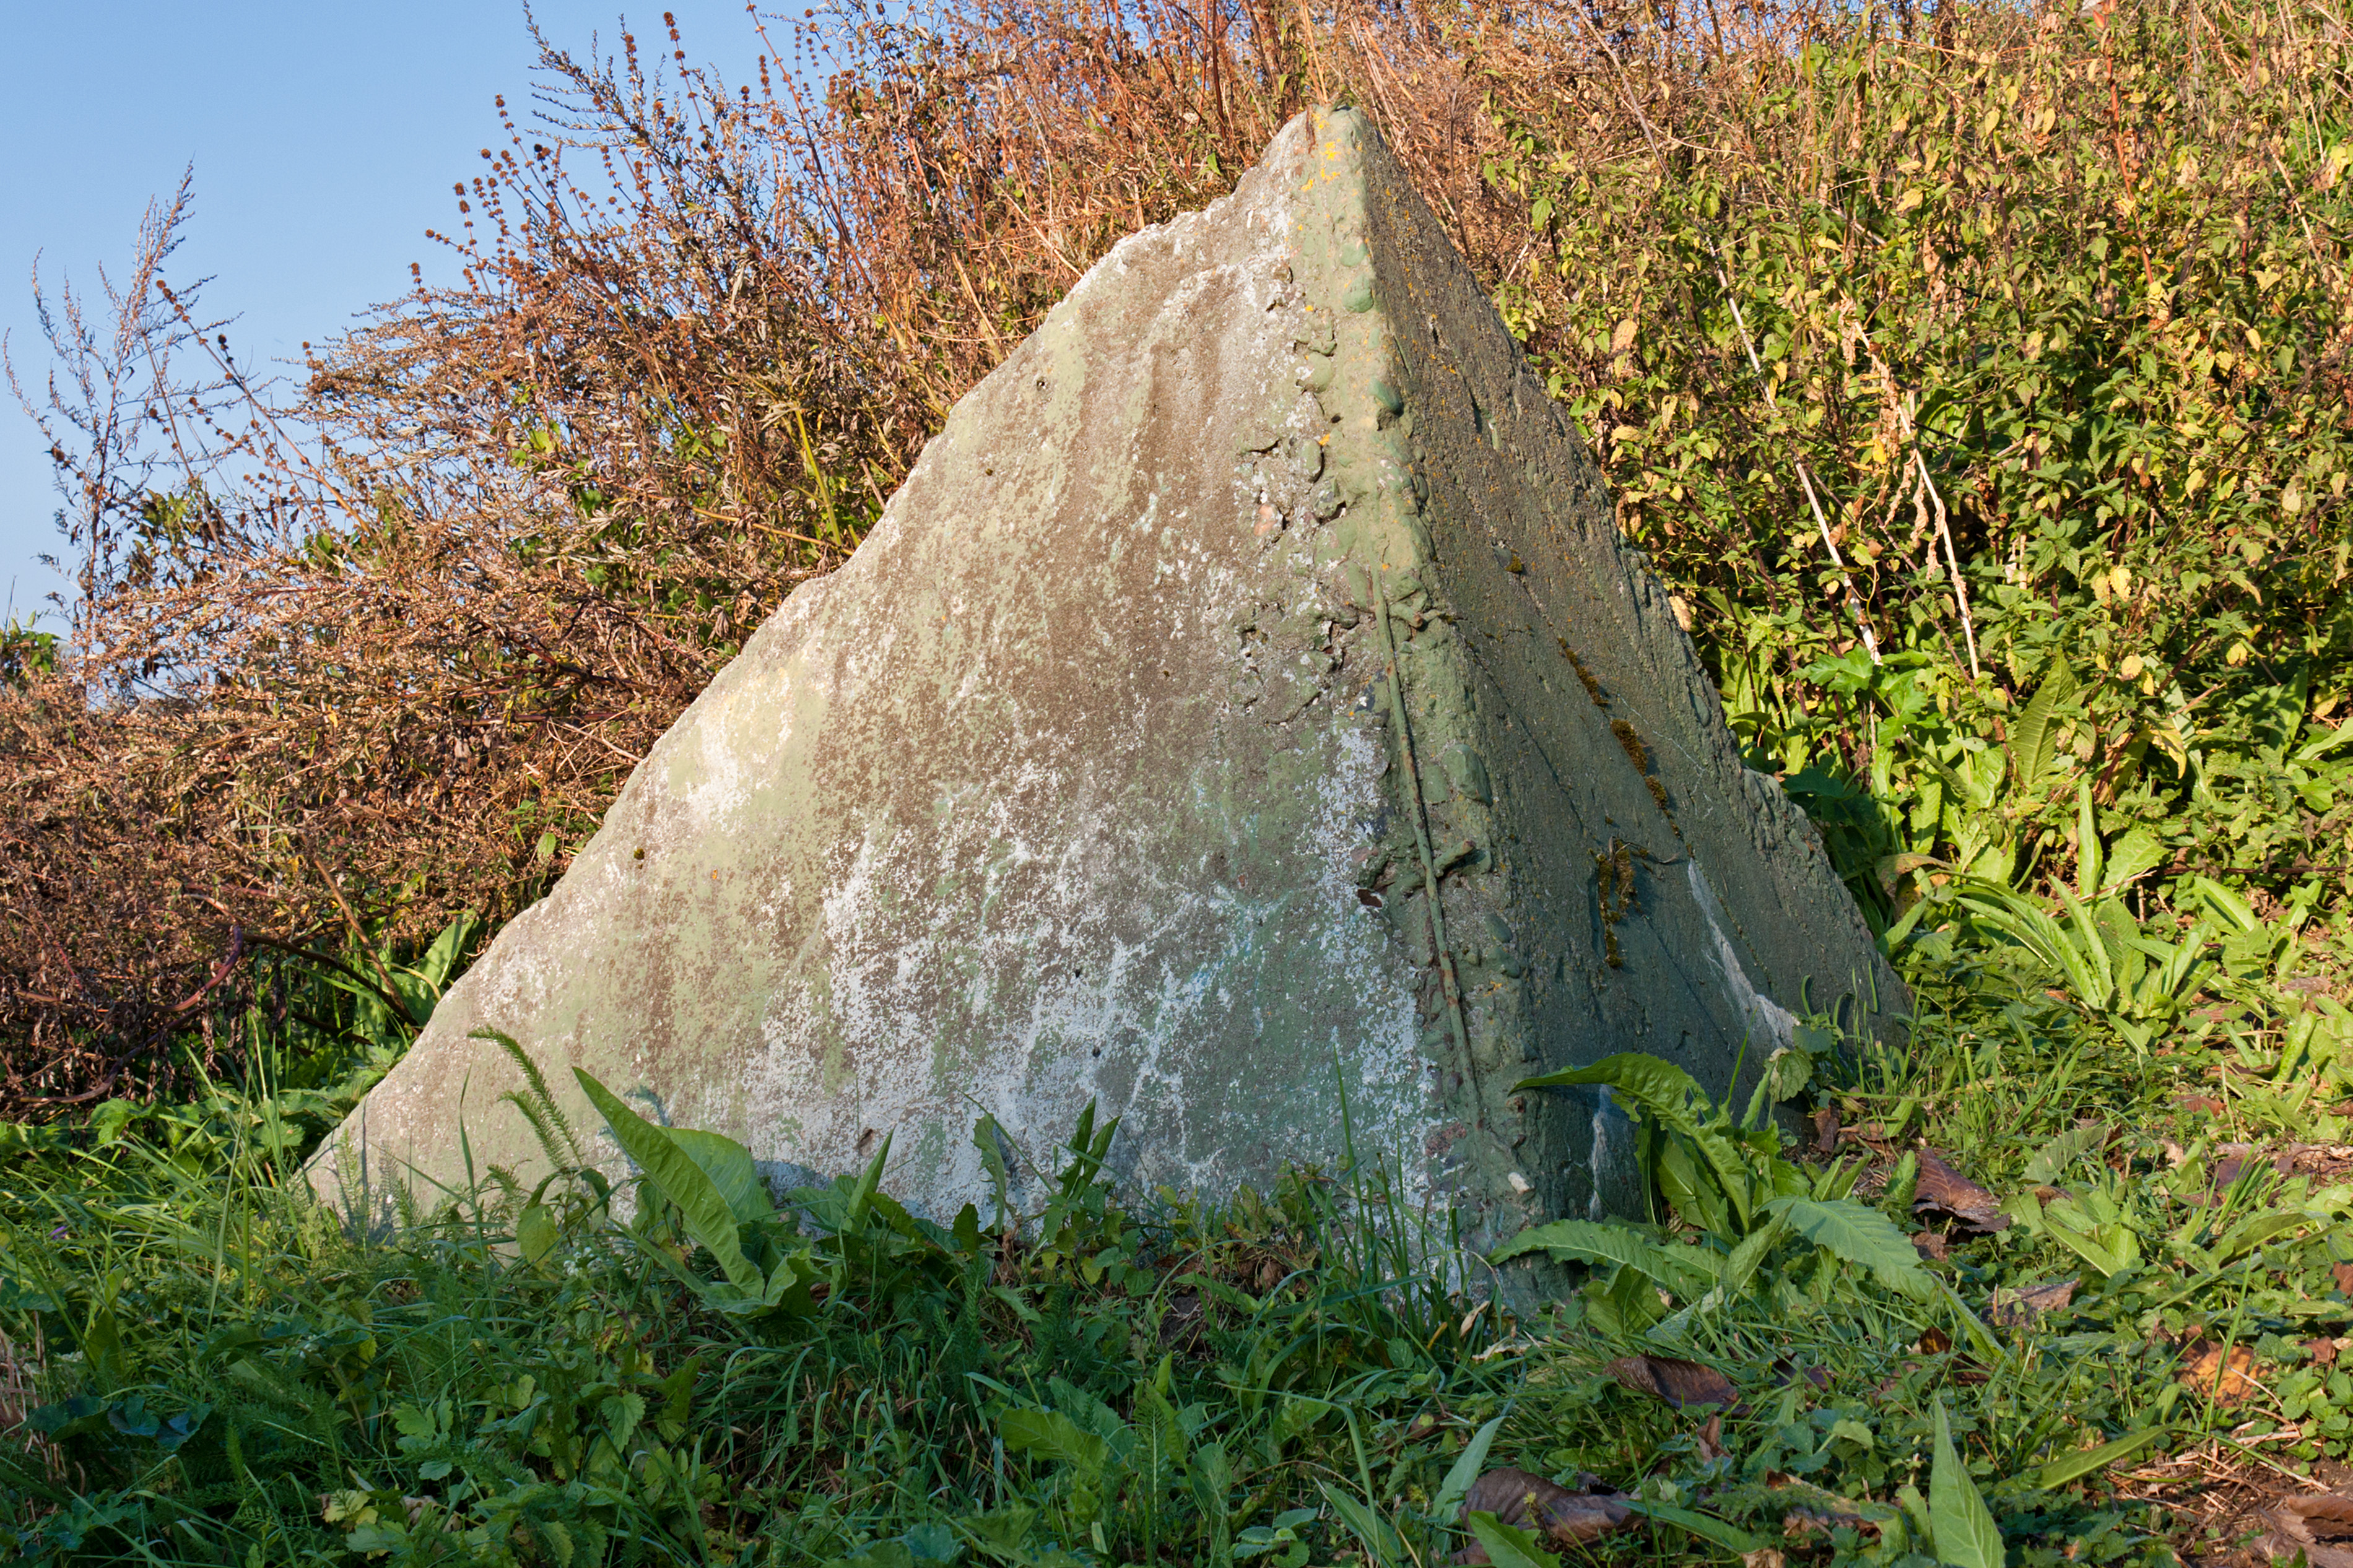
3;0;2351;1557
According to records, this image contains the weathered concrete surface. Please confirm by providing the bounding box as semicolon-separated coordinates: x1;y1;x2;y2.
313;108;1900;1252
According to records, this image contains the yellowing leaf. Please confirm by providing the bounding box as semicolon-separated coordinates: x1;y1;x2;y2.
516;1202;560;1267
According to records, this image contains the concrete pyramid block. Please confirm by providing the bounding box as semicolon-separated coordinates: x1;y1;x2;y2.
315;108;1900;1250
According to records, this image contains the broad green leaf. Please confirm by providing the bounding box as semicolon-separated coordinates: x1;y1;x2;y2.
411;910;481;995
953;1505;1038;1559
1879;886;1942;952
1657;1133;1737;1236
1515;1053;1704;1119
1828;1418;1877;1451
2023;1124;2108;1185
706;1249;820;1318
844;1132;892;1231
1318;1483;1404;1568
575;1068;761;1291
1957;879;2112;1010
1464;1511;1560;1568
2041;1210;2129;1278
1515;1055;1759;1229
1490;1219;1718;1295
2076;781;2103;902
998;1407;1107;1475
515;1202;559;1267
1766;1196;1933;1299
1593;1255;1668;1334
90;1100;141;1148
2183;875;2260;933
1929;1398;2004;1568
2051;885;2116;1007
2009;657;2077;794
666;1127;771;1226
2038;1426;2167;1489
2294;718;2353;763
1708;1213;1790;1304
1432;1415;1505;1524
2098;828;2165;896
900;1523;961;1564
2209;1207;2314;1265
1624;1500;1764;1554
1759;1044;1812;1104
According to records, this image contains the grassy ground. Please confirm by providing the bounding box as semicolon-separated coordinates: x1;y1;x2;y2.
0;910;2347;1566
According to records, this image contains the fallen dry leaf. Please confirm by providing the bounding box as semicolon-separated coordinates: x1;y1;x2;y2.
2265;1491;2353;1566
1869;1359;1928;1401
1912;1230;1950;1261
1780;1486;1887;1543
1695;1413;1726;1463
2312;1338;2342;1369
2334;1262;2353;1296
2175;1093;2225;1115
1606;1353;1741;1410
1914;1148;2009;1232
1456;1468;1633;1555
1811;1106;1842;1156
1742;1551;1786;1568
1773;1358;1832;1390
2212;1142;2307;1187
2179;1341;2261;1403
1989;1278;2077;1328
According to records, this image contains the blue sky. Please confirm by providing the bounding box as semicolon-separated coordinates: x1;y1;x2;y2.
2;0;776;631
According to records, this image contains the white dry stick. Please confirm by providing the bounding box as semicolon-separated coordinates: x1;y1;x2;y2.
1847;319;1982;680
1916;444;1981;679
1881;381;1979;679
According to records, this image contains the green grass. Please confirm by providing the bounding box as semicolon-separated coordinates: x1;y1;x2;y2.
0;930;2348;1567
0;1083;1524;1566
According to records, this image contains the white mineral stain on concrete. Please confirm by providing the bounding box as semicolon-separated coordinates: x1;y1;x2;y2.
1685;859;1798;1049
1588;1086;1618;1221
